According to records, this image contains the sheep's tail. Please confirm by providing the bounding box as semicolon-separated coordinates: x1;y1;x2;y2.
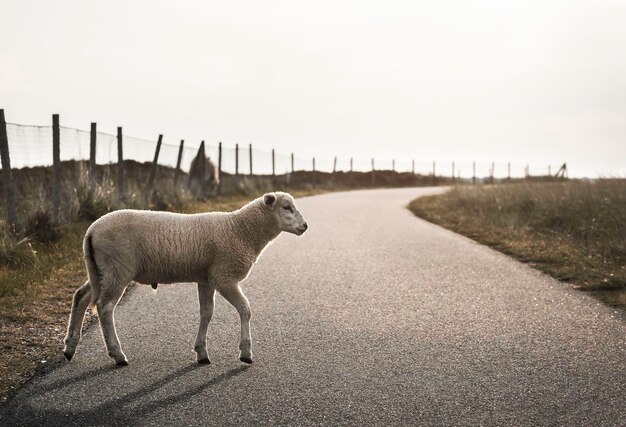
84;233;100;314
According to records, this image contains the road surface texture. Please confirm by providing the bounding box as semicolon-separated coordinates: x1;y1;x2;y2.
1;188;624;426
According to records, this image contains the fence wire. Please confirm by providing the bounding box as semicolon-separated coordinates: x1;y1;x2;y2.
2;123;558;178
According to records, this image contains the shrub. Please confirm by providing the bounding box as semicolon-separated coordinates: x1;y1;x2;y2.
23;210;60;243
0;234;38;269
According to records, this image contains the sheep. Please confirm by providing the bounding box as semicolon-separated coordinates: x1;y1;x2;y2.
188;141;219;200
63;191;308;366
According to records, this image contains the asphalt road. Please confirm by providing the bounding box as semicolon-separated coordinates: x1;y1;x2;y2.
1;188;625;426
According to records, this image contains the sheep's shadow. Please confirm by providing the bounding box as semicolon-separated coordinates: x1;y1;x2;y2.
1;363;250;425
26;364;113;398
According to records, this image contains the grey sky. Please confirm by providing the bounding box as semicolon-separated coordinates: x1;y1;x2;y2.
1;0;625;177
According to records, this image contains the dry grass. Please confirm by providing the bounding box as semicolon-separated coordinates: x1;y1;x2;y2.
0;224;87;402
409;180;626;310
0;235;38;270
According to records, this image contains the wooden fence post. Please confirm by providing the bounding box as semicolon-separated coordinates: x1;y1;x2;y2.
554;162;568;179
472;161;476;184
52;114;61;222
249;143;253;176
272;149;275;176
491;161;495;183
333;156;337;173
117;127;125;199
0;109;17;234
174;139;184;186
147;134;163;194
312;157;316;188
412;159;415;175
451;161;455;184
89;122;97;188
291;153;294;173
235;143;239;176
217;142;222;195
350;157;353;172
371;158;375;186
392;159;395;172
548;164;551;176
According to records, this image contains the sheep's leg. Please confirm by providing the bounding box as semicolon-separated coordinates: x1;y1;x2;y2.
63;281;92;361
220;286;253;364
96;286;129;366
194;282;215;364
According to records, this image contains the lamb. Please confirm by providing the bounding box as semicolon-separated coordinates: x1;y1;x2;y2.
63;191;308;366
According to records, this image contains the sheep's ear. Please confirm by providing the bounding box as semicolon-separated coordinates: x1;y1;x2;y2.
263;193;276;207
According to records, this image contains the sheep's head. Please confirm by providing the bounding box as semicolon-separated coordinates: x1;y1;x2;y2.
263;192;308;236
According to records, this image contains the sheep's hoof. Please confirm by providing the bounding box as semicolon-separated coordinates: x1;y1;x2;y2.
64;351;74;361
239;356;253;364
116;360;129;367
197;358;211;365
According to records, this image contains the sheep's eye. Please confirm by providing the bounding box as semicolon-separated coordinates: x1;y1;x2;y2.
282;206;293;213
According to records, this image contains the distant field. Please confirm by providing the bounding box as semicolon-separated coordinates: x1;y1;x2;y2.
409;180;626;311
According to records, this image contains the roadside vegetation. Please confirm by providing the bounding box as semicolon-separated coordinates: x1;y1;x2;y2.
409;180;626;311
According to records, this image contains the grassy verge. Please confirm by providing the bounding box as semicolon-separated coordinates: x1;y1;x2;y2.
408;180;626;311
0;188;326;402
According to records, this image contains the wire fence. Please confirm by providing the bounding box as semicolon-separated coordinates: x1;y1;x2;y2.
0;110;568;236
1;122;561;179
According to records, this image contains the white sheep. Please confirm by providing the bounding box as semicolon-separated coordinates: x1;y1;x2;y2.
63;192;308;366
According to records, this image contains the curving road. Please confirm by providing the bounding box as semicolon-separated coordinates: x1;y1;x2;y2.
1;188;625;426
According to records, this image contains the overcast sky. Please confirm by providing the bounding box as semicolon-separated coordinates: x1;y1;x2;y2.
1;0;625;177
